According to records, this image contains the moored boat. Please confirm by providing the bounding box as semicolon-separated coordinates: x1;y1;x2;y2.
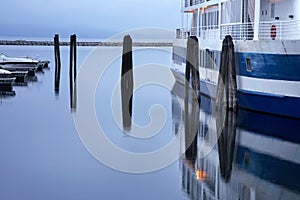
173;0;300;118
0;52;39;71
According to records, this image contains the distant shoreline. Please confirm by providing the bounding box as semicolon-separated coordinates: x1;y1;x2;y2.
0;40;173;47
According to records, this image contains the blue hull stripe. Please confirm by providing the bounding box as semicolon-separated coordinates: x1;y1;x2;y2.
237;53;300;81
173;46;300;81
237;90;300;119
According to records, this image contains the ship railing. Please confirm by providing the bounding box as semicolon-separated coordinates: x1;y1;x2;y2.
258;19;300;40
177;20;300;41
176;27;198;39
176;28;187;39
184;0;204;8
220;22;254;40
220;20;300;41
199;25;221;40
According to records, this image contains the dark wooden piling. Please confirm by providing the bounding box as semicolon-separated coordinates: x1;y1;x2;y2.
73;35;77;109
227;36;237;110
185;36;200;104
215;35;238;181
54;34;61;93
121;35;134;130
69;35;73;106
216;35;237;111
184;36;200;158
69;34;77;109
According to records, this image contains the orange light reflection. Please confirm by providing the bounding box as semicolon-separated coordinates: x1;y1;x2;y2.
196;170;208;181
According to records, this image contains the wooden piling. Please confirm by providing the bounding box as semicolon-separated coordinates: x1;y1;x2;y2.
184;36;201;158
69;35;74;108
121;35;134;130
185;36;200;104
73;35;77;109
215;35;238;181
216;35;237;111
227;36;237;110
54;34;61;93
69;34;77;109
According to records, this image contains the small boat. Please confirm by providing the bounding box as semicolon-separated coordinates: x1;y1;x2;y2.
0;52;39;71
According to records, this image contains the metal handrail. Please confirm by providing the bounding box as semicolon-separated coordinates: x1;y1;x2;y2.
220;22;254;40
259;20;300;40
177;20;300;41
184;0;204;8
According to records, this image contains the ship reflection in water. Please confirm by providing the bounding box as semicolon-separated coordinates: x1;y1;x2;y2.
171;80;300;200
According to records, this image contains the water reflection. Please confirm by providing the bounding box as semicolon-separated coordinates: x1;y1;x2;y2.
0;95;15;103
184;80;200;160
173;83;300;200
216;107;237;182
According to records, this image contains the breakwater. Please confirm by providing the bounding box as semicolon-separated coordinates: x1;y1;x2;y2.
0;40;172;47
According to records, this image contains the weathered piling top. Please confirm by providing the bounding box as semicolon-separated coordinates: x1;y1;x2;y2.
0;40;173;47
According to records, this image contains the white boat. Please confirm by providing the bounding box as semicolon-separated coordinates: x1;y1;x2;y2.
0;52;39;71
0;69;12;76
173;0;300;118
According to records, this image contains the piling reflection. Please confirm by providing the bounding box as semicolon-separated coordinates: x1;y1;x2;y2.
174;81;201;199
216;106;237;182
172;80;300;199
184;81;200;160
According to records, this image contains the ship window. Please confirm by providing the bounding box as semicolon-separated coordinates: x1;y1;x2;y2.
202;13;207;30
201;10;219;30
271;3;275;18
200;50;205;67
246;58;252;72
262;11;264;16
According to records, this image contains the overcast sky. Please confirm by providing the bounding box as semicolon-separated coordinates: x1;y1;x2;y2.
1;0;181;38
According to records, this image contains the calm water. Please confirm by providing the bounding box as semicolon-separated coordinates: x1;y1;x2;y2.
0;45;299;200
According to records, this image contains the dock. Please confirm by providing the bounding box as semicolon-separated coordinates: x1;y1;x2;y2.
0;40;173;47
